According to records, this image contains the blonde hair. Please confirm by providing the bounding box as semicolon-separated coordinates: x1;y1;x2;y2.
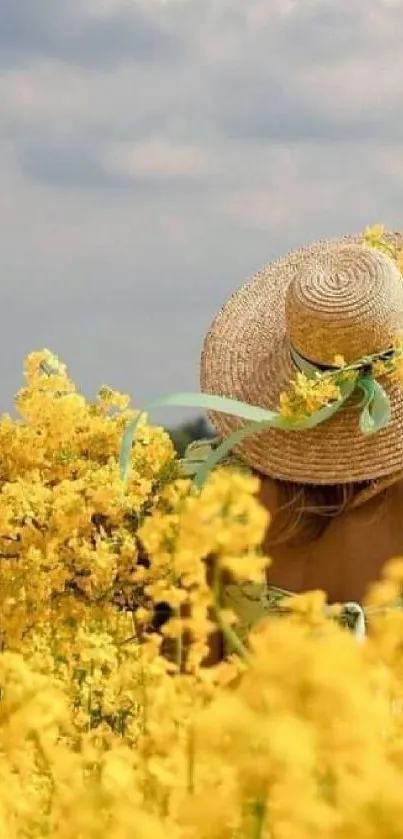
263;477;396;547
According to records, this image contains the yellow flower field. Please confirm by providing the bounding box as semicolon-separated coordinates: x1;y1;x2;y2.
2;349;403;838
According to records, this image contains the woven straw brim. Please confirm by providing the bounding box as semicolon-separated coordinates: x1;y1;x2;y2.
200;231;403;485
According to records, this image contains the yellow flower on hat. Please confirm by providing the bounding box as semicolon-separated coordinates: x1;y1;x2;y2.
334;354;346;368
278;369;344;423
363;224;403;270
372;360;388;378
363;224;397;260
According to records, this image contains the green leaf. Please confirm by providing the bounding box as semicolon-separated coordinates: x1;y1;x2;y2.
119;417;140;486
357;376;391;434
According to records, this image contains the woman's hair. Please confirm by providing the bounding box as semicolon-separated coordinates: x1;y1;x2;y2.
263;477;393;547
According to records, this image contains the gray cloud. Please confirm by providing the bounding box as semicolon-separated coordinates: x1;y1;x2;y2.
0;0;181;69
198;1;403;143
2;0;403;196
15;135;125;190
204;86;397;144
14;132;221;191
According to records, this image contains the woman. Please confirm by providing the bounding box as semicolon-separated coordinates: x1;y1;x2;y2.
181;227;403;647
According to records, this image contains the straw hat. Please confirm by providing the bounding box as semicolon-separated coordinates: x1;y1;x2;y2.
200;230;403;485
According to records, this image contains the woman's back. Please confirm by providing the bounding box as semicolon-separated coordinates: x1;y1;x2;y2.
184;226;403;651
260;477;403;604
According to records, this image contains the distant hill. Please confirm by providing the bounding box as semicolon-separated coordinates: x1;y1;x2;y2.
168;416;214;457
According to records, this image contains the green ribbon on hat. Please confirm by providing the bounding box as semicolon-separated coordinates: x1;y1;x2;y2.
292;347;391;435
119;348;392;490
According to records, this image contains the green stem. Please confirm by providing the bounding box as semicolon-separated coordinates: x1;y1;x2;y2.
251;798;266;839
140;664;148;737
87;659;94;732
187;724;195;794
212;564;251;664
175;604;183;672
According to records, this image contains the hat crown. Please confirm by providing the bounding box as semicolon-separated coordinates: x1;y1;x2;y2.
285;244;403;365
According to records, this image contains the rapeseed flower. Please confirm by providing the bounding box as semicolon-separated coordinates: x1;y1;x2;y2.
1;349;403;837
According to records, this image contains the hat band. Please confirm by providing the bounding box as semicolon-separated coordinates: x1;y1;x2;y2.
289;343;395;377
290;345;341;375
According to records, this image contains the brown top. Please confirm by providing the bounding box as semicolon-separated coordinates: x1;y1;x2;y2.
258;477;403;605
182;440;403;654
183;438;403;605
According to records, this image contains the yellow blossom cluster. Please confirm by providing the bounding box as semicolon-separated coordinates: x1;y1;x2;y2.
0;349;181;653
3;350;403;837
278;342;403;424
362;223;403;272
278;370;346;422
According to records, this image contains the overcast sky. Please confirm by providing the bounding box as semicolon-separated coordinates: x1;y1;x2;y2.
1;0;403;425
